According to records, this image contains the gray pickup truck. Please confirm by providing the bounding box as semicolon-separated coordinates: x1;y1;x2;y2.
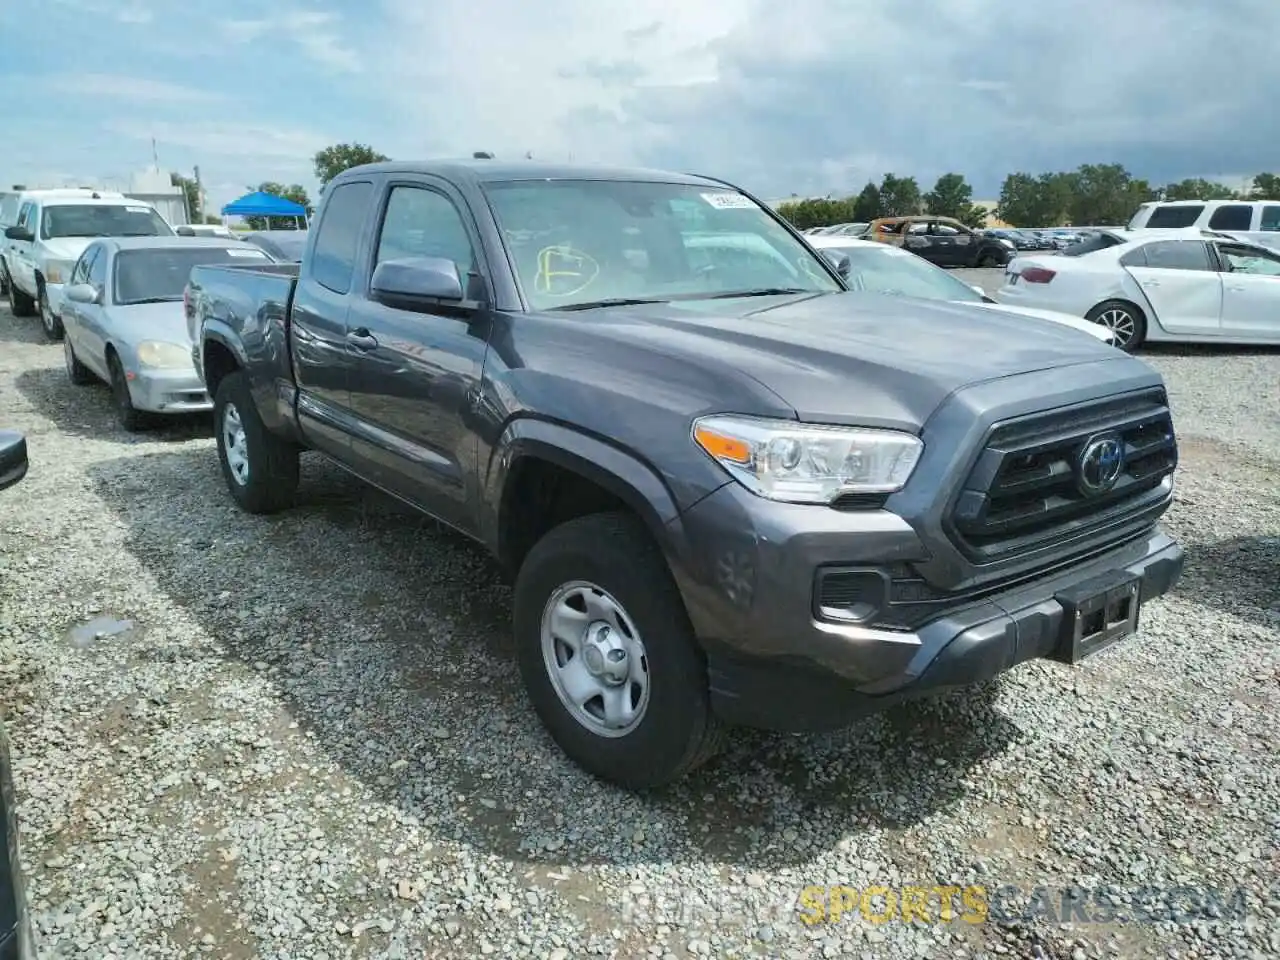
188;160;1184;790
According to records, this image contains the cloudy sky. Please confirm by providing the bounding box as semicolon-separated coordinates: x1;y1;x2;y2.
3;0;1276;212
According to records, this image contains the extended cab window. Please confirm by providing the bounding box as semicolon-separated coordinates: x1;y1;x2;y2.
1207;204;1252;231
1145;205;1203;228
375;186;475;278
311;181;373;294
1137;240;1212;271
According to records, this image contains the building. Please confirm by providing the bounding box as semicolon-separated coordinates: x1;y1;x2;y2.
3;166;191;226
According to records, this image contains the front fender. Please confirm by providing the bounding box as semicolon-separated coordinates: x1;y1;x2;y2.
480;416;696;565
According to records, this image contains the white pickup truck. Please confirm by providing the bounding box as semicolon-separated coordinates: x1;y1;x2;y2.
2;189;174;340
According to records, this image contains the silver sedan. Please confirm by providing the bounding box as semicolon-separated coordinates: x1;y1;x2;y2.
59;236;273;430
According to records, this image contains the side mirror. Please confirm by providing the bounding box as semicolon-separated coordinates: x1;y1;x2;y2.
970;284;987;297
820;250;852;278
176;226;195;236
4;225;33;242
370;256;465;309
0;431;28;492
65;283;101;305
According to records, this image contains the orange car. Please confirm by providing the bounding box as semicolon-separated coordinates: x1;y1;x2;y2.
865;215;1011;268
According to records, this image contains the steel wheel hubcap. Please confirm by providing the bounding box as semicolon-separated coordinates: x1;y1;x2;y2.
541;580;650;737
222;403;250;485
1097;308;1135;346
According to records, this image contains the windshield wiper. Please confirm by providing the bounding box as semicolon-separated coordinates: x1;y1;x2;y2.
701;287;814;299
122;297;181;305
551;297;670;312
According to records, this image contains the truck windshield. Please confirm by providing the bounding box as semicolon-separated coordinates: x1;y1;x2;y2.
42;204;175;240
113;246;270;304
482;179;843;310
825;245;985;302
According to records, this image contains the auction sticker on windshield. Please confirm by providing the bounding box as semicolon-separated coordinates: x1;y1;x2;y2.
126;206;152;214
701;192;756;209
225;248;269;258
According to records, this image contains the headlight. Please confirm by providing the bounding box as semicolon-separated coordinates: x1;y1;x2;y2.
136;340;192;368
692;414;924;503
998;239;1015;250
43;260;77;284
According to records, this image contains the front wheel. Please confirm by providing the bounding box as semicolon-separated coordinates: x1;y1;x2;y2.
1086;299;1147;352
108;354;146;432
64;336;93;385
513;511;726;789
8;277;35;317
213;370;299;514
39;284;63;340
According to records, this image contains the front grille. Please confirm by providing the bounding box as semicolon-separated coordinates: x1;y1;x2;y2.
948;389;1177;562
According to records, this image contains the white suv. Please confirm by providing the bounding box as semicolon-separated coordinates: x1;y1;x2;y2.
2;190;174;340
1128;199;1280;234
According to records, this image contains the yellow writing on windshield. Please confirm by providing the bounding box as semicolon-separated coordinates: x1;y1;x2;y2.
535;245;599;297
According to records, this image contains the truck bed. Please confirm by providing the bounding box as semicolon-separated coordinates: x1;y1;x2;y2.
186;262;300;348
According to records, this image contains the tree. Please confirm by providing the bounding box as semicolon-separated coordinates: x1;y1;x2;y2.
775;197;854;230
313;142;390;186
850;182;882;222
1248;173;1280;200
1065;163;1155;226
877;173;922;217
1161;178;1238;202
924;173;987;228
244;181;312;230
170;172;200;222
997;171;1078;227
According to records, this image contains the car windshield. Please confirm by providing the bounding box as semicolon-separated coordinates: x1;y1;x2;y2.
824;244;984;302
481;179;843;310
113;245;270;304
42;204;174;239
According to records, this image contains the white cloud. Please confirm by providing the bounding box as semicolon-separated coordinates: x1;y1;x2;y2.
105;120;327;165
221;9;361;73
49;0;151;23
48;73;225;103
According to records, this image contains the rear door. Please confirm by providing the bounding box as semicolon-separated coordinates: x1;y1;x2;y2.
1213;242;1280;339
289;179;376;458
1121;239;1222;335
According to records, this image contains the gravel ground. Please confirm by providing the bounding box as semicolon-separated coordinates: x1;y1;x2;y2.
1;283;1278;960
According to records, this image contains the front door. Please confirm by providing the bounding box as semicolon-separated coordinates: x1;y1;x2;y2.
1215;242;1280;339
289;178;377;459
8;203;36;293
344;179;491;534
77;246;113;378
1122;239;1223;335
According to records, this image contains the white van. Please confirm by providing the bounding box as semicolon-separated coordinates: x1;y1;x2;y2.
1127;199;1280;233
2;190;174;340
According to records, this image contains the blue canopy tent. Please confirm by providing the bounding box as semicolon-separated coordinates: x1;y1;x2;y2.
221;190;308;229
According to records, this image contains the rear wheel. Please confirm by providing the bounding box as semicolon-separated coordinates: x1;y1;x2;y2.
513;511;726;789
38;282;63;340
1086;299;1147;352
213;370;299;514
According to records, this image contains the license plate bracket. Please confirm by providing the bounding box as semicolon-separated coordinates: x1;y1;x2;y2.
1051;571;1141;664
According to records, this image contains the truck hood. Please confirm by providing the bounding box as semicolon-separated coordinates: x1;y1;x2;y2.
39;237;92;262
576;291;1127;431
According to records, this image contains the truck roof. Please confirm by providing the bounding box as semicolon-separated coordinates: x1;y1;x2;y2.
334;159;732;189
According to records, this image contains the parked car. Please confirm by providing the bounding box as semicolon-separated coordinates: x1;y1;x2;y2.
2;190;174;341
806;234;1115;344
240;230;308;262
984;229;1039;252
190;159;1183;790
60;237;274;430
1;430;37;960
866;215;1013;267
1128;199;1280;234
997;228;1280;350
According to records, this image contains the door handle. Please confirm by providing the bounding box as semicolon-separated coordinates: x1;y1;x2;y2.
347;329;378;351
1141;280;1160;287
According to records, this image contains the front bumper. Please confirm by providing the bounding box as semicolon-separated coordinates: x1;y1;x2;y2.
671;482;1184;733
127;367;213;414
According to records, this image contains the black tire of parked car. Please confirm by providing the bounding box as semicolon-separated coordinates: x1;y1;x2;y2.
39;282;64;340
7;274;35;317
107;353;146;432
213;370;300;514
512;510;728;790
1086;299;1148;353
64;336;93;385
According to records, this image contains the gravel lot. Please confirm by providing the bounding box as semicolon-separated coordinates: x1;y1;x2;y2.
1;278;1278;960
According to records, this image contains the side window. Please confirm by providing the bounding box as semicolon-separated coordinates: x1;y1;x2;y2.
1207;204;1252;231
374;185;475;276
88;247;108;286
1217;244;1280;277
1146;205;1204;228
1260;206;1280;232
16;202;34;232
71;247;96;284
905;222;928;235
310;180;373;294
930;222;960;236
1140;240;1212;271
1118;246;1147;267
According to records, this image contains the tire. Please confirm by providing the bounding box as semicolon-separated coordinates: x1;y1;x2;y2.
513;511;727;790
213;370;299;514
107;353;146;432
0;262;9;296
64;336;93;385
38;282;63;340
1086;299;1147;352
8;276;35;317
